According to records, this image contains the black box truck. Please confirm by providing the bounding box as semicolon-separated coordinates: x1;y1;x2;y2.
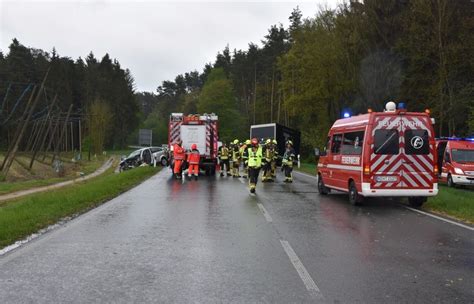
250;123;301;158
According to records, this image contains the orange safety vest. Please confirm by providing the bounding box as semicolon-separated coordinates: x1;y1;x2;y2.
173;144;185;160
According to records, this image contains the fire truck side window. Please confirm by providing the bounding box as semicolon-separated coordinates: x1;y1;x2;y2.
374;129;399;155
341;131;364;155
331;134;342;154
404;130;429;155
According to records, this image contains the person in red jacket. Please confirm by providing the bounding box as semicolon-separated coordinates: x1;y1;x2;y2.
187;143;200;180
172;139;185;179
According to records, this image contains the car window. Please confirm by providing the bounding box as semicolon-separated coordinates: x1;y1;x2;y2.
129;150;141;158
374;129;399;155
405;130;429;155
331;134;342;154
342;131;364;155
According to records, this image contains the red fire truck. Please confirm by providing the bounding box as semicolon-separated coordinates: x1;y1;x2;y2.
316;102;438;207
168;113;219;175
436;137;474;187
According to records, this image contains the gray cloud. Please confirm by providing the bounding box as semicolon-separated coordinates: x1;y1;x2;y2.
1;0;340;92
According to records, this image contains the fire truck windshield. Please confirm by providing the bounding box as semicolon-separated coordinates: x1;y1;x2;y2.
451;149;474;163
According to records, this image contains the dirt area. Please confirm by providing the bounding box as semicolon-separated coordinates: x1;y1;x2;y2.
0;153;105;183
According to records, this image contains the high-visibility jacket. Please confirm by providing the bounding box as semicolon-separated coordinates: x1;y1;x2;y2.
241;145;249;163
247;146;263;168
232;145;241;162
187;149;200;164
282;148;296;167
218;146;229;160
173;144;185;160
263;146;275;162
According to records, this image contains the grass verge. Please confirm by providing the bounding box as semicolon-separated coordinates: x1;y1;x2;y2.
0;166;159;249
295;162;317;176
425;185;474;224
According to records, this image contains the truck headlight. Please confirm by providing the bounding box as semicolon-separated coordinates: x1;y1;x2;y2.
454;168;464;175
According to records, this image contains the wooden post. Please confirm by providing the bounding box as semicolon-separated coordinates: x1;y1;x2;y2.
70;121;74;153
51;104;73;164
30;95;57;169
1;68;49;176
78;119;82;159
42;113;61;162
1;86;37;171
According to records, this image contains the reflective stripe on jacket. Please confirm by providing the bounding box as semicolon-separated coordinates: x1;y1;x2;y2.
218;147;229;160
187;150;200;164
173;144;185;160
247;146;263;168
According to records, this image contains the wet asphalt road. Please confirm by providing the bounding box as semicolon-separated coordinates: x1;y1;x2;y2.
0;169;473;303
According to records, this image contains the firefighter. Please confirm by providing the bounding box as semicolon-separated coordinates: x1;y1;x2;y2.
172;139;186;179
218;142;230;177
240;139;251;178
282;140;296;183
262;139;275;182
271;139;278;178
187;143;200;180
231;139;241;177
247;137;263;193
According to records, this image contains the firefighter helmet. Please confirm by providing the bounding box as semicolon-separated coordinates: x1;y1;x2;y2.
265;139;272;144
286;140;293;146
233;139;239;145
245;139;251;145
272;139;277;145
191;143;197;150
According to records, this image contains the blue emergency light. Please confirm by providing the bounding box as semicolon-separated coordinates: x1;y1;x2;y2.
343;112;351;118
397;102;406;110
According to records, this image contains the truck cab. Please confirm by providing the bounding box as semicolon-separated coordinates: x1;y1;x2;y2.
437;138;474;187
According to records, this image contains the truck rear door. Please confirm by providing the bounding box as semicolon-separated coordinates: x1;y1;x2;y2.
180;125;207;155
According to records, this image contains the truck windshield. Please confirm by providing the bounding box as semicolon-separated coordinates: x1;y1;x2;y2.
452;149;474;163
374;129;399;155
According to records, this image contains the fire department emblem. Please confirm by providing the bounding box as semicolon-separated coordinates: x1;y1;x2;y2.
411;136;424;149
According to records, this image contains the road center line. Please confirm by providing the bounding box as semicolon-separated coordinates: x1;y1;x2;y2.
257;203;273;222
403;206;474;231
293;171;473;231
280;240;325;301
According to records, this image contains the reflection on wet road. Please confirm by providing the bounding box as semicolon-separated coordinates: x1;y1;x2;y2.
0;169;472;303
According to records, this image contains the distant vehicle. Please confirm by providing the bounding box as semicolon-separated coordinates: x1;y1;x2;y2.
436;137;474;187
250;123;301;163
150;146;169;166
168;113;219;175
316;102;438;207
119;147;153;172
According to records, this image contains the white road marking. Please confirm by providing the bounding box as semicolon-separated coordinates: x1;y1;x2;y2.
257;203;273;222
280;240;325;301
293;171;473;231
404;206;474;231
239;179;245;184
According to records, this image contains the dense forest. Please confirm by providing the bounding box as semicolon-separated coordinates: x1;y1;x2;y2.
137;0;474;157
0;38;139;151
2;0;473;156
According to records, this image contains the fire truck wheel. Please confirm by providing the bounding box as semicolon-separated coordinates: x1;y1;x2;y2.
447;174;455;188
408;197;426;208
348;181;362;206
317;175;329;195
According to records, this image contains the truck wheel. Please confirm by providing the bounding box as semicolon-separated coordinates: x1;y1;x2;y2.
408;197;426;208
317;175;329;195
349;181;362;206
447;174;455;188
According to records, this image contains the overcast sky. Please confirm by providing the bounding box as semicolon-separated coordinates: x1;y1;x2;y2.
1;0;340;92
